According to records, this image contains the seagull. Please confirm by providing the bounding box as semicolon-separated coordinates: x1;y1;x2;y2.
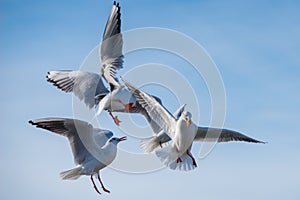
47;1;126;125
46;1;161;129
29;117;126;195
123;79;199;170
123;79;266;171
94;1;130;125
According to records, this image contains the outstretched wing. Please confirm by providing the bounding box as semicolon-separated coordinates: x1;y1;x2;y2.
100;1;123;89
173;104;186;120
123;79;177;138
29;118;111;165
194;127;266;143
47;70;109;108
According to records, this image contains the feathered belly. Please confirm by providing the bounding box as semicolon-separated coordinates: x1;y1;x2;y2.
174;123;197;154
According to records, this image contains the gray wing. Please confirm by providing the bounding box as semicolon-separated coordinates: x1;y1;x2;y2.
135;95;164;134
173;104;186;120
100;1;123;88
93;128;113;147
47;70;109;108
29;118;100;165
123;79;177;138
194;127;266;143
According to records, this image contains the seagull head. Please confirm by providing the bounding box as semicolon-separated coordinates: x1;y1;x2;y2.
182;111;192;126
109;136;127;145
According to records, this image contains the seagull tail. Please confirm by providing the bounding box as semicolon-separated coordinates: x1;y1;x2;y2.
60;167;83;180
155;145;197;171
141;136;161;153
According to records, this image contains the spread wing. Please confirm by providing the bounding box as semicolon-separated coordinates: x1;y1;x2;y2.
123;79;177;138
29;118;111;165
100;1;123;89
47;70;109;108
173;104;186;120
194;127;266;143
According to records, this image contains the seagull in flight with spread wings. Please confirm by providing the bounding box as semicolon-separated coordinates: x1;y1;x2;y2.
46;2;162;131
29;117;126;195
123;79;266;171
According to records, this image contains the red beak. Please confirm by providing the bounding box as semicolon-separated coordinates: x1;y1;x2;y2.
118;136;127;142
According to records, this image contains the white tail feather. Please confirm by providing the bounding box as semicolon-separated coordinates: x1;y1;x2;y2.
60;167;83;180
155;145;196;171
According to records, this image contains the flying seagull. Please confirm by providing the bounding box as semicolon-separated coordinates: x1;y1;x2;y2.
29;117;126;195
46;1;162;131
123;79;265;171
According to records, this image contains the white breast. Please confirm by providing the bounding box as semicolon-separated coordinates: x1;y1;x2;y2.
174;118;197;154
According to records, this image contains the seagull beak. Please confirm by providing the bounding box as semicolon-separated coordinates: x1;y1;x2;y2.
186;118;191;126
118;136;127;142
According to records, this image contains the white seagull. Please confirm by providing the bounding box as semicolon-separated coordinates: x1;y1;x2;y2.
46;1;161;129
123;79;265;171
123;79;199;170
29;117;126;195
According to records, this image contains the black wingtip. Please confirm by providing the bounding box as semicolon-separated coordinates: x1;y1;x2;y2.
250;138;267;144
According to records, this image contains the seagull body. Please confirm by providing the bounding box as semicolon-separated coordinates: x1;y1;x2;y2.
173;111;197;155
29;117;126;194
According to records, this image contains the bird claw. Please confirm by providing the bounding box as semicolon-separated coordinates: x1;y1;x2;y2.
176;157;182;163
102;188;111;194
113;116;121;126
109;111;122;126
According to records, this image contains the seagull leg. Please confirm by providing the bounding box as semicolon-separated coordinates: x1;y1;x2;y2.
124;102;133;112
186;150;197;167
176;157;182;163
109;111;121;126
98;174;110;193
125;102;139;112
90;175;101;195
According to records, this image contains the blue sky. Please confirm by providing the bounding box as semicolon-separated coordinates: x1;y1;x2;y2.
1;0;300;199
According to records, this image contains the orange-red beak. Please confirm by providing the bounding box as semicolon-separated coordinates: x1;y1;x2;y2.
118;136;127;142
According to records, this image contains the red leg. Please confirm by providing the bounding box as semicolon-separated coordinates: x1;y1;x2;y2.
186;150;197;167
109;111;121;126
98;174;110;193
176;157;182;163
124;103;139;112
90;175;101;195
124;103;133;112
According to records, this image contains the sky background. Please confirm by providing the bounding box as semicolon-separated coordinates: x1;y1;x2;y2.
1;0;300;199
